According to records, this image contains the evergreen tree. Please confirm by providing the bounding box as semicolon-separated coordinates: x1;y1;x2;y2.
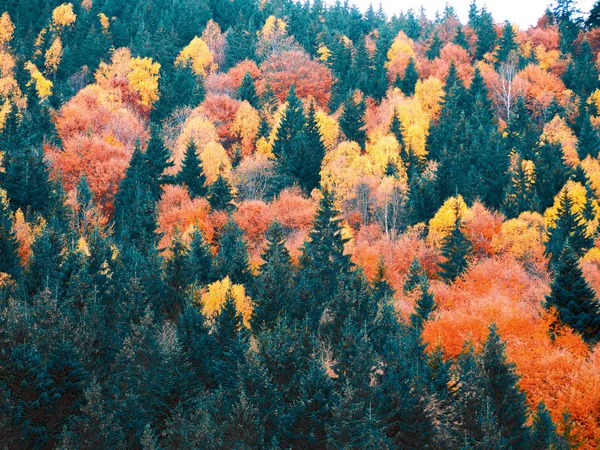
426;31;443;60
145;125;174;194
545;246;600;343
185;226;214;287
176;140;207;198
251;222;296;332
164;230;189;319
238;71;259;108
496;21;518;65
410;276;436;330
389;109;404;149
530;402;565;449
437;207;472;283
212;218;251;285
480;324;530;449
404;256;424;293
400;58;419;96
535;142;571;210
545;190;593;265
339;93;367;149
453;25;470;50
502;152;540;218
576;105;600;159
208;173;235;211
0;191;21;279
372;258;395;302
298;103;327;194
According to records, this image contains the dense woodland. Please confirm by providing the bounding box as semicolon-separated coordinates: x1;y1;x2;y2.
3;0;600;448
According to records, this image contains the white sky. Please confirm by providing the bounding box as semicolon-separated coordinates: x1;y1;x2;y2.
348;0;597;28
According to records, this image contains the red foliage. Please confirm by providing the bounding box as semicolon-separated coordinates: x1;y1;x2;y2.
419;43;474;87
525;25;560;51
234;200;274;253
205;59;261;96
200;94;242;146
463;202;504;258
49;84;147;216
259;50;334;109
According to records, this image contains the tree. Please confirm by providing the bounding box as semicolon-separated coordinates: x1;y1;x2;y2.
213;218;251;286
495;22;518;66
251;222;296;332
144;124;174;197
185;226;214;287
404;257;424;293
545;246;600;343
410;277;436;330
530;402;565;449
238;71;259;108
176;140;207;198
0;191;21;278
426;31;443;60
339;93;367;149
208;174;235;211
502;153;540;218
480;324;530;449
437;207;472;283
576;105;600;159
298;103;326;194
400;58;418;96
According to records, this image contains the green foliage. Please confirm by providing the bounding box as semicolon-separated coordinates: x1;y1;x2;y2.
213;218;251;285
339;93;367;149
176;140;207;198
238;72;260;108
438;211;473;283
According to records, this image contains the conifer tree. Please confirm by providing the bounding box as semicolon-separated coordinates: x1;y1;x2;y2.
208;173;235;211
576;106;600;159
545;246;600;343
185;226;213;287
164;230;189;319
339;93;367;149
372;258;395;302
213;218;251;285
496;22;518;65
298;103;327;194
453;25;470;50
251;222;295;332
410;277;436;330
545;190;593;265
480;324;530;449
438;207;472;283
426;31;443;60
389;109;404;149
530;402;565;449
400;58;419;96
502;153;540;218
144;125;174;198
0;190;21;279
176;140;207;198
404;256;424;293
238;71;259;108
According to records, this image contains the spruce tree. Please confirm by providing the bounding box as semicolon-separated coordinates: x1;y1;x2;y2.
212;218;251;286
144;125;174;198
426;31;443;60
410;277;436;330
400;58;419;96
545;246;600;343
208;173;235;211
372;258;395;302
389;109;404;149
545;190;593;265
404;256;424;293
496;21;518;65
339;93;367;149
185;226;214;287
480;324;530;449
437;208;472;283
176;140;207;198
238;71;259;108
530;402;565;449
0;191;21;279
251;222;296;332
576;106;600;159
297;103;327;194
502;152;540;218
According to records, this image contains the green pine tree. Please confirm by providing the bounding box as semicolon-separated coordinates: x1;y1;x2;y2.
238;71;259;108
339;93;367;149
437;207;472;283
213;218;251;285
176;140;207;198
426;31;443;60
495;21;518;65
208;173;235;211
0;191;21;279
185;226;214;287
400;58;419;96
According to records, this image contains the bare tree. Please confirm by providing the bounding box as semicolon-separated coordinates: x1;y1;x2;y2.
491;51;526;121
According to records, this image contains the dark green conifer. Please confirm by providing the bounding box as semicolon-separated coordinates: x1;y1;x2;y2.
339;93;367;149
437;207;472;283
213;218;251;285
176;140;207;198
208;173;235;211
400;58;419;96
238;72;259;108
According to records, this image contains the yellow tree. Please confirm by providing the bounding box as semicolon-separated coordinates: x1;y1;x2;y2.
25;61;53;100
201;277;253;327
231;101;260;156
51;3;76;32
44;36;63;75
127;57;161;108
175;37;216;77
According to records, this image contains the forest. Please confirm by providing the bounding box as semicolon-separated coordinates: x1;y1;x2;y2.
1;0;600;448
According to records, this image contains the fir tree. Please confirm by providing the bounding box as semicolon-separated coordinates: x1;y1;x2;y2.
0;191;21;279
212;218;251;286
404;256;424;293
144;125;174;198
576;105;600;159
176;140;207;198
298;103;327;194
496;21;518;65
410;277;436;330
339;93;367;149
426;31;443;60
545;246;600;343
208;173;235;211
389;108;404;149
530;402;565;449
185;226;214;287
400;58;419;96
238;71;259;108
372;258;395;302
437;207;472;283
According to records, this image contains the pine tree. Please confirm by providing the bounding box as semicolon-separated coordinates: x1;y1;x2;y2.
389;109;404;149
410;276;436;330
576;105;600;159
437;207;472;283
426;31;443;60
298;103;327;194
545;246;600;343
164;230;189;319
208;173;235;211
480;324;530;449
176;140;207;198
185;226;214;287
144;124;174;198
372;258;395;302
502;152;540;218
545;190;593;265
400;58;419;96
453;25;470;50
238;71;259;108
213;218;251;286
251;222;296;332
404;256;424;293
535;142;571;210
496;21;518;65
0;191;21;279
339;93;367;149
530;402;565;449
213;295;248;387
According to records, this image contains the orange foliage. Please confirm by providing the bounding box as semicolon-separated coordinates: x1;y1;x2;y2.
419;43;474;87
13;210;44;264
234;200;274;265
49;84;147;215
259;50;333;109
200;94;241;145
519;64;573;120
157;185;214;250
525;25;560;51
205;60;260;96
462;202;504;258
270;189;316;261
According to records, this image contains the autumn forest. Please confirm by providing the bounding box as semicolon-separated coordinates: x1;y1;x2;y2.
2;0;600;448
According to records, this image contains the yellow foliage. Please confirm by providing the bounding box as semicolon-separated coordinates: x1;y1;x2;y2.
396;97;430;159
51;3;77;30
77;237;91;256
415;77;445;120
200;141;232;184
127;57;160;107
366;135;402;175
33;28;47;58
175;111;219;169
321;141;374;202
540;115;578;165
95;48;132;85
0;13;15;48
582;247;600;265
428;195;471;247
25;61;53;100
231;101;260;156
580;156;600;198
201;277;253;327
98;13;110;30
255;136;273;158
386;31;416;69
317;44;332;63
175;37;216;77
315;110;339;150
491;211;546;262
544;181;598;232
534;45;560;71
261;15;287;40
44;37;63;74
